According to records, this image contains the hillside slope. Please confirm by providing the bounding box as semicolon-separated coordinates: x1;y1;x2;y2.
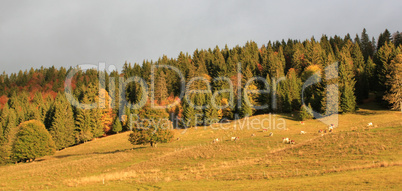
0;105;401;190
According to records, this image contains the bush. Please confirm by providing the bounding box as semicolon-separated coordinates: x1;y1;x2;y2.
12;120;56;162
128;126;173;147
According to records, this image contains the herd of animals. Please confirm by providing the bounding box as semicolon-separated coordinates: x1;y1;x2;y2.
210;122;375;145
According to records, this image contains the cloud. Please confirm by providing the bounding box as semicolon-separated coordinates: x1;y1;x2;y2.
0;0;401;74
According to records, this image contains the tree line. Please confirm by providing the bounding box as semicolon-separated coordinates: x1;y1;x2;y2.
1;28;402;164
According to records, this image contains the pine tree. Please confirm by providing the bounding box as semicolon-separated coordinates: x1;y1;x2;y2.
393;31;402;47
239;95;253;118
32;91;47;122
365;57;376;91
339;49;356;113
376;42;397;92
154;70;168;104
182;96;196;127
112;117;122;134
91;108;104;138
299;103;313;121
360;28;374;60
350;42;368;101
377;29;391;51
47;93;76;150
74;108;93;143
384;54;402;111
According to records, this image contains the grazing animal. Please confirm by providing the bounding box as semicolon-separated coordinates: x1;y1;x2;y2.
300;131;306;135
231;137;239;141
367;122;373;127
282;137;290;144
268;132;273;137
251;133;256;137
290;140;295;144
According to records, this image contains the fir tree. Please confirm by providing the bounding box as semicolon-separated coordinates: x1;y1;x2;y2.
74;108;93;143
375;42;397;92
112;117;122;134
154;70;168;104
299;103;313;121
339;49;356;113
182;96;196;127
47;93;76;150
384;54;402;111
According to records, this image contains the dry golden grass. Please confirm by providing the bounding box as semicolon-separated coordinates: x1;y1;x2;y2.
0;104;401;190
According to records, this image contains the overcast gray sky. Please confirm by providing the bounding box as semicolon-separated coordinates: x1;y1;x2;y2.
0;0;401;74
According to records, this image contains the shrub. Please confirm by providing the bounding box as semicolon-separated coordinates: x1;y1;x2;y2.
12;120;56;162
128;126;173;147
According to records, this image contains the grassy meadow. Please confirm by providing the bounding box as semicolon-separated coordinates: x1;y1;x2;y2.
0;103;401;190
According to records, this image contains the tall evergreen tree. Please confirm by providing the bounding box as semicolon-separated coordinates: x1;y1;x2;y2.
154;70;168;104
375;42;397;92
377;29;392;51
112;116;122;134
182;97;196;127
384;54;402;111
360;28;375;60
47;93;76;150
339;49;356;113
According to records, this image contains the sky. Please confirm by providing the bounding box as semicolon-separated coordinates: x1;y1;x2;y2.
0;0;401;74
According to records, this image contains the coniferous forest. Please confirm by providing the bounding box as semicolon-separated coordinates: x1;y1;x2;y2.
1;28;402;164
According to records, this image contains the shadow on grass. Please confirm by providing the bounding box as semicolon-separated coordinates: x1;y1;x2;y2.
358;101;388;111
52;147;147;159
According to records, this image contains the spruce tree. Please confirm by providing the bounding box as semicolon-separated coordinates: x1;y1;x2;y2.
376;42;397;92
182;96;196;127
155;70;168;104
112;116;122;134
377;29;391;51
91;108;104;138
47;93;76;150
74;108;93;143
299;103;313;121
384;54;402;111
360;28;374;60
339;49;356;113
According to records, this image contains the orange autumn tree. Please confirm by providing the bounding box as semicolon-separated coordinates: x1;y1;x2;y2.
98;88;114;134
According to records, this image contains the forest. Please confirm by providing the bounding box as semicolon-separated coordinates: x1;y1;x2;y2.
0;28;401;164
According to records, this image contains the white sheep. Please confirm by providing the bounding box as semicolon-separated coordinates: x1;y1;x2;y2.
367;122;373;127
300;131;306;135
